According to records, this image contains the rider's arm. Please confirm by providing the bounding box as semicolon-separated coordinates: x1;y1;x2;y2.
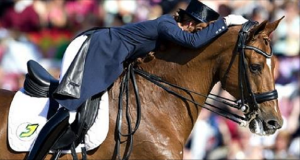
158;17;228;49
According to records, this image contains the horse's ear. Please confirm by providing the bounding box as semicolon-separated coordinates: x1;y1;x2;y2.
248;20;268;40
263;16;285;36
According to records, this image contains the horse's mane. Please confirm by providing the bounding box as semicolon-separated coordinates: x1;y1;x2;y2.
137;25;242;65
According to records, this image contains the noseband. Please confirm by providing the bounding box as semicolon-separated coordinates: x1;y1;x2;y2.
115;21;279;159
221;21;278;121
118;21;279;143
125;21;278;126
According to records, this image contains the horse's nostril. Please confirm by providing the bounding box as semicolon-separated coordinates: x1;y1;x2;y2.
267;119;281;129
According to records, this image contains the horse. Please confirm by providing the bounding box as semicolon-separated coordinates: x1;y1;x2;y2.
0;18;284;159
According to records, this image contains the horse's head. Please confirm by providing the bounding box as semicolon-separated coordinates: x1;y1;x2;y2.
220;17;284;136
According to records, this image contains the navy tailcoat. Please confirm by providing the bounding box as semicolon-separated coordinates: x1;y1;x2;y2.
55;14;228;110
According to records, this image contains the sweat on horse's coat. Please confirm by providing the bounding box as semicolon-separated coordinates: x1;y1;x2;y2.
0;17;284;160
54;15;228;111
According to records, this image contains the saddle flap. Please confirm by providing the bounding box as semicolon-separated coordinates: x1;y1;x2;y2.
51;93;101;151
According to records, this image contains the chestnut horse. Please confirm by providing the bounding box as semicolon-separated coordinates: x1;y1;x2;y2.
0;18;283;159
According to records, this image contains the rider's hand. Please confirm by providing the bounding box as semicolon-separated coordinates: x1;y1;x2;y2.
224;14;248;26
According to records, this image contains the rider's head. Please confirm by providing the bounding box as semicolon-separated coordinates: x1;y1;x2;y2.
174;0;220;33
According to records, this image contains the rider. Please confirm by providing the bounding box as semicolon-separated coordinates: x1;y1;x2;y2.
27;0;248;159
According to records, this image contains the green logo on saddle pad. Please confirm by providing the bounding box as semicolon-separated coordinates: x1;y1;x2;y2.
19;124;39;138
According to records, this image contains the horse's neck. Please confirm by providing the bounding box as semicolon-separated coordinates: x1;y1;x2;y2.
141;26;240;97
137;26;240;138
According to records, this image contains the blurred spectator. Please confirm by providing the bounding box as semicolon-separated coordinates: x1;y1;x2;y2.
0;29;42;90
65;0;104;31
0;0;14;19
265;130;298;159
287;88;300;159
272;0;299;57
47;0;67;29
251;6;270;23
275;56;299;85
185;109;221;159
1;31;41;74
218;4;232;17
103;0;137;26
230;0;274;20
1;0;41;33
0;0;299;159
228;128;265;160
289;137;300;159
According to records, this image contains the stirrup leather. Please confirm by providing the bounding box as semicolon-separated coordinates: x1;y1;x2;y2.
26;107;70;160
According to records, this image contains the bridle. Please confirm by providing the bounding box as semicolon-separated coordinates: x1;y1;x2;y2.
114;21;278;159
221;20;278;123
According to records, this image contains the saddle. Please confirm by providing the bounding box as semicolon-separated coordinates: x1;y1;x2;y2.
23;60;100;158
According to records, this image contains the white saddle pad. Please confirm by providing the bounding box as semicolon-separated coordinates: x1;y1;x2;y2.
8;89;109;153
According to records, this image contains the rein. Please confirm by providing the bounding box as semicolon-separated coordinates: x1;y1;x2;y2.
221;20;278;121
115;21;278;160
114;63;142;160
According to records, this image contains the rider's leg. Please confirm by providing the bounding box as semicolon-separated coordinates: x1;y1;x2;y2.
59;35;88;81
26;35;88;160
58;35;88;124
59;35;88;124
26;107;70;160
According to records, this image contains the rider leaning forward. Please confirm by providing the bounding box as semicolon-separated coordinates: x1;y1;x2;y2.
27;0;248;159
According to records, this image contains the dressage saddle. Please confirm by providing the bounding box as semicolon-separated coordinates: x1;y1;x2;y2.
24;60;100;160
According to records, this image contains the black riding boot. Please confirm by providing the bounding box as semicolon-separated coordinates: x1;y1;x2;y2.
26;107;70;160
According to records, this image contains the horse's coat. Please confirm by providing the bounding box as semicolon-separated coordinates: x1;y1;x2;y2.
0;18;284;159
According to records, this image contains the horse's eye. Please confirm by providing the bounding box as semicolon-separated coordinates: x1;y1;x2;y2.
250;64;262;73
263;38;270;45
264;39;269;45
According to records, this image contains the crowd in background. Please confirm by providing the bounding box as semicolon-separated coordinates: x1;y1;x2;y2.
0;0;299;159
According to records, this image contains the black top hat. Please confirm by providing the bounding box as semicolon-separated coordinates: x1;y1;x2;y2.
179;0;220;23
